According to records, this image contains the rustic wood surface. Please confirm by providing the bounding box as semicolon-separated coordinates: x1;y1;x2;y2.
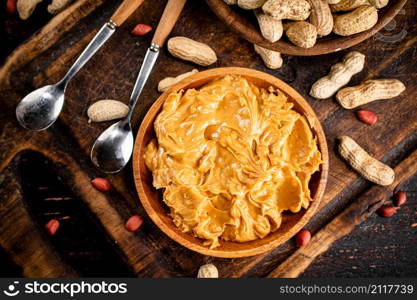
268;147;417;278
0;0;416;277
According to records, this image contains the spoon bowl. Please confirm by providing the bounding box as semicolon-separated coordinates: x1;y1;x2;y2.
16;84;65;131
90;119;134;173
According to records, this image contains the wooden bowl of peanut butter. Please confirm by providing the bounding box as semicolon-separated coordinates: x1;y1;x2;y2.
133;67;328;258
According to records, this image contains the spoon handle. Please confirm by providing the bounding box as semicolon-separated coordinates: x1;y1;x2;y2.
110;0;146;27
152;0;187;47
60;22;116;86
60;0;146;86
126;0;187;118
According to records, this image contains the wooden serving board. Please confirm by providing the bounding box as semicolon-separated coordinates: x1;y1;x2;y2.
0;0;416;277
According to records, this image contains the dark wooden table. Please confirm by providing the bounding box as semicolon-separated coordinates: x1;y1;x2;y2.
0;0;416;278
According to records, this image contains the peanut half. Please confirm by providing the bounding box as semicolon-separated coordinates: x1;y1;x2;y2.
333;5;378;36
286;21;317;48
167;37;217;66
394;191;407;207
131;24;152;36
338;136;395;186
377;205;397;217
125;215;143;232
255;9;283;42
6;0;17;13
158;69;199;92
262;0;311;21
356;110;377;125
254;44;283;69
336;79;406;109
45;219;60;236
308;0;333;37
310;51;365;99
295;229;311;247
223;0;237;4
91;178;111;192
87;99;129;123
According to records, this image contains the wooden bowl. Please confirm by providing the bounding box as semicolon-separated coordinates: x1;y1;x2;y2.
205;0;408;56
133;67;329;257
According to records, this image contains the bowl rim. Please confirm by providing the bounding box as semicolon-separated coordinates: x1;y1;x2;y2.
133;67;329;258
205;0;408;56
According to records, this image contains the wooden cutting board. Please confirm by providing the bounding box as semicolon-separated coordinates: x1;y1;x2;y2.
0;0;416;277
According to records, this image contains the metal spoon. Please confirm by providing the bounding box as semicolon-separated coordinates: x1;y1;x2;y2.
15;0;146;131
91;0;187;173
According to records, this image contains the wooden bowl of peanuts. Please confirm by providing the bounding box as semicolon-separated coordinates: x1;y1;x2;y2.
132;67;329;257
205;0;408;56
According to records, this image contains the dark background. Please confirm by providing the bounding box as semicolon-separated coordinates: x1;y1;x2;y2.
0;0;416;278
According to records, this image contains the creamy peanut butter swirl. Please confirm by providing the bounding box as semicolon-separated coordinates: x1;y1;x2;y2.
144;75;322;248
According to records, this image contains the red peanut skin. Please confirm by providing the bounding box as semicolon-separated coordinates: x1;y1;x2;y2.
377;205;397;217
356;110;378;125
295;229;311;247
45;219;60;236
394;191;407;207
6;0;17;14
125;215;143;232
131;24;152;36
91;178;111;192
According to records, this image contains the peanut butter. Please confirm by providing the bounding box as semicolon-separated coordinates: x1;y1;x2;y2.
144;75;322;248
